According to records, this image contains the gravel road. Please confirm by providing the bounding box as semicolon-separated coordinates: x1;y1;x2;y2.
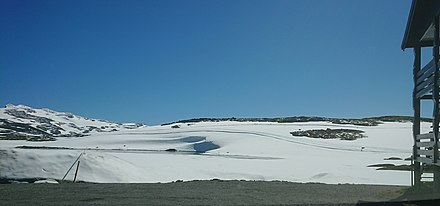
0;180;416;205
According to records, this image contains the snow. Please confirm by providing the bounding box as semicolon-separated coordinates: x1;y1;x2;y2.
0;104;143;137
34;179;58;184
0;115;429;185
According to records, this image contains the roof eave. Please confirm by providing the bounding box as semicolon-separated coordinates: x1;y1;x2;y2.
401;0;417;50
401;0;440;50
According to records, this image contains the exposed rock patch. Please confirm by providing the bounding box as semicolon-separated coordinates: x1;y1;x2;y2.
290;128;365;140
0;104;145;141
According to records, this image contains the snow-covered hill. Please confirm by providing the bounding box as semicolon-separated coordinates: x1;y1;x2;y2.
0;105;429;186
0;104;144;141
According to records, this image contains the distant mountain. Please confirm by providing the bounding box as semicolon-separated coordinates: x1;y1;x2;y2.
0;104;144;141
163;116;430;126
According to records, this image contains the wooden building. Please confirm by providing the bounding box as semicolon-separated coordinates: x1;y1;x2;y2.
402;0;440;190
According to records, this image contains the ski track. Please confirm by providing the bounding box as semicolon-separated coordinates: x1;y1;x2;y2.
114;128;405;154
14;146;281;160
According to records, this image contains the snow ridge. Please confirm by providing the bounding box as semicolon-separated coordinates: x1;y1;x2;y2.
0;104;145;141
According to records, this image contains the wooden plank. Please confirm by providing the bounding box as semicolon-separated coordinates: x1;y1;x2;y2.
417;133;433;140
417;59;435;79
416;84;433;99
417;58;434;77
416;75;435;92
417;69;434;85
416;141;434;148
416;156;433;164
421;94;433;99
416;66;435;85
417;149;434;156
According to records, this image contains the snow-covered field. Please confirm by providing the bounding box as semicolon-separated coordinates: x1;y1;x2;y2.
0;105;429;186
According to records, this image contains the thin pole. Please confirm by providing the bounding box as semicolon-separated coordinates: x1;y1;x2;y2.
433;15;440;191
73;161;80;183
413;46;422;186
61;152;84;181
411;157;414;187
434;16;440;165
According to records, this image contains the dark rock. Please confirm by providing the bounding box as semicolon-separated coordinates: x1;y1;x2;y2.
290;129;365;140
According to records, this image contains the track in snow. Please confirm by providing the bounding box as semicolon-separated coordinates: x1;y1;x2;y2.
115;128;407;154
14;146;281;160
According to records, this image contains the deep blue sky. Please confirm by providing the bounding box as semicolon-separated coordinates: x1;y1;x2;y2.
0;0;424;125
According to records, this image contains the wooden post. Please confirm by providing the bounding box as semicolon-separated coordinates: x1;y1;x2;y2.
73;160;80;183
413;46;422;186
433;15;440;191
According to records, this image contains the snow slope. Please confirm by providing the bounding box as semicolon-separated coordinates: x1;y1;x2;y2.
0;104;144;140
0;105;429;186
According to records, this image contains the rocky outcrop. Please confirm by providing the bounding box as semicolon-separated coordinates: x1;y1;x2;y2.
0;104;145;141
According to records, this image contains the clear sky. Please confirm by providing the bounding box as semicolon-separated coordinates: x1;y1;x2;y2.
0;0;423;125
